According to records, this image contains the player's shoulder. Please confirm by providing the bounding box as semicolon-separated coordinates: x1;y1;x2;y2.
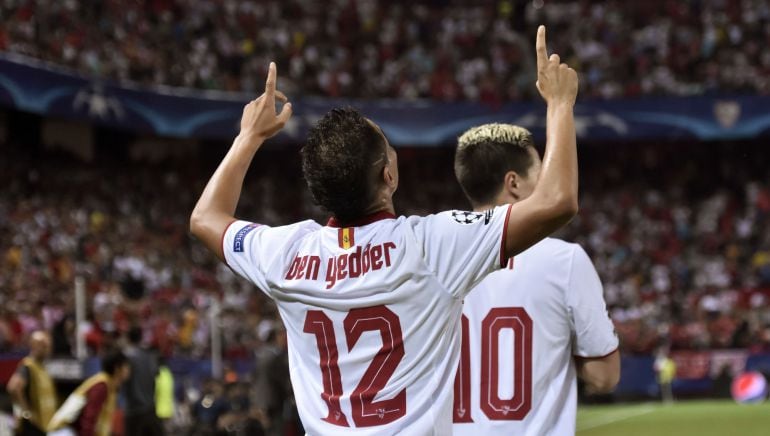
228;219;321;247
291;219;323;232
404;207;503;228
267;219;322;234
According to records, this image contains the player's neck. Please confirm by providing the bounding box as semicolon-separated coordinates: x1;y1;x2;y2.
473;192;518;212
363;197;395;217
473;201;510;212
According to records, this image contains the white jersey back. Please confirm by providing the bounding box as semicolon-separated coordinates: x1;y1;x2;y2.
453;238;617;436
222;207;511;436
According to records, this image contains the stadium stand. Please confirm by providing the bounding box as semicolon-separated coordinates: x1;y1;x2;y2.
2;0;770;433
1;0;769;100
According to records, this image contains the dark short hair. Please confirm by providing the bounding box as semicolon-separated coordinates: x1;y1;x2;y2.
101;349;129;375
301;107;388;223
454;124;536;206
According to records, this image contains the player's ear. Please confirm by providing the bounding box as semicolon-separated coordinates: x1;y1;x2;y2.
383;165;397;190
504;171;522;201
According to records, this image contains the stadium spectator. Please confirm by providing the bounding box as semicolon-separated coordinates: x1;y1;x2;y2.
654;348;677;404
251;323;297;436
155;356;176;434
191;379;228;436
6;331;57;436
48;349;131;436
123;326;163;436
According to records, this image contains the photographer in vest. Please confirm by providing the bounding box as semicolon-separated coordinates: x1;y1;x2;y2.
6;331;57;436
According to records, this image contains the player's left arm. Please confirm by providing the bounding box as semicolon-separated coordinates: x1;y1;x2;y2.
190;62;292;261
575;350;620;394
566;245;620;394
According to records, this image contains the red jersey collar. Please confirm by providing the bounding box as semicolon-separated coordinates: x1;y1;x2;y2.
326;210;396;228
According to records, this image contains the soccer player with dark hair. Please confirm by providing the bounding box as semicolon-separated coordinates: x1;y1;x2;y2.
452;124;620;435
191;26;579;434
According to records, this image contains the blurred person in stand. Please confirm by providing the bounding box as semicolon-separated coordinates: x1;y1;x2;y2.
191;380;228;436
48;349;131;436
123;326;163;436
215;382;253;436
51;314;76;357
154;356;175;434
654;347;677;404
6;331;57;436
252;323;299;436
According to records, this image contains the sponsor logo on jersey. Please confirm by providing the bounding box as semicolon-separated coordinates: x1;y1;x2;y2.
452;210;485;225
233;223;260;252
484;209;493;224
338;227;355;249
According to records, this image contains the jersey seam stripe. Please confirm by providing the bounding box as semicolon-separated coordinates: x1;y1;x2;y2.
220;219;239;267
499;204;513;268
565;244;577;329
574;347;619;360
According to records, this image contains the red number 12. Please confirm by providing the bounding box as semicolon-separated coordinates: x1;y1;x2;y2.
303;305;406;427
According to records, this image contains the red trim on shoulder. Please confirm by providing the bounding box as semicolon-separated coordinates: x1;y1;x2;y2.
574;347;619;360
220;219;239;266
326;210;396;228
499;205;513;268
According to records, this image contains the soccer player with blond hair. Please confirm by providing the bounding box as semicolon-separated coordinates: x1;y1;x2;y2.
452;123;619;435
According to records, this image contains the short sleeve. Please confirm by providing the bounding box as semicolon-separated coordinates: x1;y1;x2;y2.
221;220;317;294
412;205;512;298
566;246;619;358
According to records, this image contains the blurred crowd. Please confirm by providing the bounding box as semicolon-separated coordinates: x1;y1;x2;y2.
1;138;769;362
2;0;770;101
563;143;770;354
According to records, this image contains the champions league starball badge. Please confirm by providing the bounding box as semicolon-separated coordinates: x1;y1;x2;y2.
451;210;485;225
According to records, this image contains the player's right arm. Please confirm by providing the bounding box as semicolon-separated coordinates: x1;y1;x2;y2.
190;62;292;262
503;25;579;259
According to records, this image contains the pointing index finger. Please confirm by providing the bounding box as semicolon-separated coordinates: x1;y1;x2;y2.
536;25;547;73
265;62;276;101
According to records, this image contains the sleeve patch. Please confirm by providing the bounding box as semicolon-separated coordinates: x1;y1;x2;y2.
233;223;260;252
451;210;486;225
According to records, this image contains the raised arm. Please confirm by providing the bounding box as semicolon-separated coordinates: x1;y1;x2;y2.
190;62;293;261
503;26;579;258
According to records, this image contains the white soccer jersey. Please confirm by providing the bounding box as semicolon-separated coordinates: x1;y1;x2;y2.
453;238;618;436
222;206;512;436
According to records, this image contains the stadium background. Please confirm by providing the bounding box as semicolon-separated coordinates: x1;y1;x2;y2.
1;0;770;434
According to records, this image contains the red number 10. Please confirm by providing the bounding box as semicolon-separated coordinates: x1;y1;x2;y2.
453;307;533;422
303;305;406;428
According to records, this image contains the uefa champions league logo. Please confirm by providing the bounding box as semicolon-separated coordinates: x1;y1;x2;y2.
452;210;485;225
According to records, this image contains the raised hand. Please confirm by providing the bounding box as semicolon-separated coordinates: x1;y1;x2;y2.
535;26;578;106
240;62;293;140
